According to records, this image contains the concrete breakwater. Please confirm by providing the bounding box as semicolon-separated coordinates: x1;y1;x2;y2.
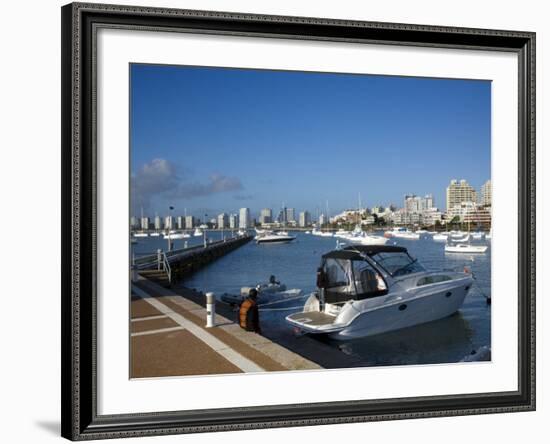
136;234;253;287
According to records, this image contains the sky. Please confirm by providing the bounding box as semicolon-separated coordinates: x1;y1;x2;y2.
130;63;491;219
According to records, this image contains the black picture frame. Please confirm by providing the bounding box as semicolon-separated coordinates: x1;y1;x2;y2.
61;2;536;440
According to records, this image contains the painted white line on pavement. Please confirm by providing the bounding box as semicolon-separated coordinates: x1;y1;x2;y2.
132;285;265;373
131;326;185;337
131;314;169;322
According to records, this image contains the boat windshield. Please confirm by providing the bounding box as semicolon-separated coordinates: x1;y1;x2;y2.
370;252;425;277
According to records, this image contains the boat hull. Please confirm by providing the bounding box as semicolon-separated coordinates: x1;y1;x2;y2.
287;277;472;340
331;285;469;339
256;236;296;244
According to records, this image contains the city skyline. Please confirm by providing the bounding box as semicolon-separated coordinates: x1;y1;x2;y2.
131;64;491;218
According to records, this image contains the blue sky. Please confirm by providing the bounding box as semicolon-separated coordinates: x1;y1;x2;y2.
130;64;491;219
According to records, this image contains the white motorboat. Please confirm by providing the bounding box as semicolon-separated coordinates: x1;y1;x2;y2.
163;231;190;240
149;232;160;237
133;232;148;238
445;243;488;253
312;228;334;237
193;228;203;237
256;231;296;244
346;234;389;246
305;231;311;234
384;227;420;240
432;233;449;241
286;245;473;339
343;225;388;245
471;232;484;240
221;277;302;306
237;229;247;236
334;229;351;238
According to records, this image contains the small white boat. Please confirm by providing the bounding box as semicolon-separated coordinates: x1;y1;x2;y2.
163;231;190;240
471;232;484;240
312;229;334;237
133;232;149;238
221;277;300;305
305;231;311;234
193;228;203;237
256;232;296;244
149;232;160;237
343;225;387;245
286;245;473;339
432;233;448;241
237;229;247;236
334;229;351;238
384;227;420;240
346;234;389;246
445;243;488;253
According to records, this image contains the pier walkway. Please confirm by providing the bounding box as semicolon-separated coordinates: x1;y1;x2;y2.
131;277;322;378
134;234;252;287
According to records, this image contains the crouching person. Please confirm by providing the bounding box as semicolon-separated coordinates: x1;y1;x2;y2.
239;288;261;334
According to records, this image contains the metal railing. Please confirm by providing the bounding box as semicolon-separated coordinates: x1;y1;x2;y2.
133;234;251;269
161;251;172;284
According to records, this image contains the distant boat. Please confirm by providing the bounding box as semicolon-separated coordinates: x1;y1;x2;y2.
256;232;296;244
342;225;387;245
149;232;160;237
163;231;190;240
312;228;334;237
445;243;488;253
433;233;449;241
384;227;420;240
193;228;203;237
133;232;148;238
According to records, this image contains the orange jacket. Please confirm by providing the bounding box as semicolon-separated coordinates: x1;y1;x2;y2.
239;298;260;333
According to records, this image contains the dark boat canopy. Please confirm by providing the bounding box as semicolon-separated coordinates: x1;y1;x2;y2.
322;245;407;261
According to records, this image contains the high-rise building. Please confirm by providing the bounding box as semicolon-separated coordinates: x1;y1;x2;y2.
318;213;326;226
176;216;185;230
404;194;422;214
184;215;195;229
154;215;162;230
277;208;286;224
299;211;311;227
140;217;150;230
481;179;492;207
229;214;238;229
285;208;295;223
239;208;250;229
164;216;174;230
260;208;272;225
130;216;139;229
217;213;228;229
446;179;477;211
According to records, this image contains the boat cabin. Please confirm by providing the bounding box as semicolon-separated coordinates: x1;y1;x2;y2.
318;246;424;304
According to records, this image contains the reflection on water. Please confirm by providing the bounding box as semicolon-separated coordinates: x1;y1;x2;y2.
134;231;491;366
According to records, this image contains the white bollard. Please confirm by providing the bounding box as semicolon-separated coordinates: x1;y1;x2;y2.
205;292;216;328
157;249;162;270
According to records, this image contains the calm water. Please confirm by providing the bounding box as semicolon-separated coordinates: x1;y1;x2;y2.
133;231;491;366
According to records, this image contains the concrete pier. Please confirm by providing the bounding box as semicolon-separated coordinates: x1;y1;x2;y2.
131;276;321;378
135;234;252;287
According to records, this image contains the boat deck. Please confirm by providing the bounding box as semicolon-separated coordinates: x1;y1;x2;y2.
287;311;336;326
